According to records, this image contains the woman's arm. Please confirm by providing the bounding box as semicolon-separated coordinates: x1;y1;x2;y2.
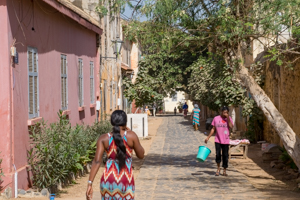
86;136;105;200
205;126;215;143
132;132;145;159
224;113;233;129
190;111;194;120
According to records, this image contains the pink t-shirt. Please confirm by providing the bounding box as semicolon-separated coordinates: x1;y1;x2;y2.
211;115;234;144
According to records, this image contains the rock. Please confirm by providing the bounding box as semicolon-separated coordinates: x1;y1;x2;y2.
86;164;91;173
34;192;41;196
287;169;299;179
57;182;62;191
4;187;12;199
298;183;300;189
275;163;285;169
296;177;300;184
41;188;49;197
18;189;26;195
270;161;276;168
281;174;295;181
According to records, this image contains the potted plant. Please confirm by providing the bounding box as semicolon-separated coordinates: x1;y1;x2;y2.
158;106;163;114
177;102;183;113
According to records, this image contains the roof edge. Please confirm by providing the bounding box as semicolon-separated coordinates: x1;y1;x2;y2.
42;0;102;35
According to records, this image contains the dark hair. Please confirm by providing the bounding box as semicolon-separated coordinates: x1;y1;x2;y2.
110;110;127;169
221;106;229;112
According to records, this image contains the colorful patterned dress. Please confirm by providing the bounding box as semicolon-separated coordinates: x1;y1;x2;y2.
100;132;134;200
192;108;201;125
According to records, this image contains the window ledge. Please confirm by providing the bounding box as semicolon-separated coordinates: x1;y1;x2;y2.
28;117;43;126
90;103;96;108
78;106;86;111
62;110;71;116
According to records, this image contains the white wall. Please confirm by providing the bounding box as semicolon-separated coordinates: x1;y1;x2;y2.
164;91;193;112
127;114;148;138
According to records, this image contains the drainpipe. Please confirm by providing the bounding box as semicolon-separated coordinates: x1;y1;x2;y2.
9;43;15;197
13;164;17;198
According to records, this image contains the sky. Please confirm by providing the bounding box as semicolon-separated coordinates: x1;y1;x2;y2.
122;3;148;22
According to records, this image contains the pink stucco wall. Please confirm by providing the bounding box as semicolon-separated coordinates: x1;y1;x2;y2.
0;0;100;191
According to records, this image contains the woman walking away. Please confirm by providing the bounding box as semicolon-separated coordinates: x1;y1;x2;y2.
86;110;145;200
183;102;188;117
205;106;233;176
190;104;201;131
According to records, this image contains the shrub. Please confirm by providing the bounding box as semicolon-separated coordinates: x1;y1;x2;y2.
28;111;111;190
279;147;298;170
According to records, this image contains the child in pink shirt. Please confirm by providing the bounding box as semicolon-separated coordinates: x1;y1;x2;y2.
205;106;233;176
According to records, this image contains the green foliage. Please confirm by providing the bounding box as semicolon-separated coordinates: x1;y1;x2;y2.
123;49;201;107
28;111;111;190
177;102;183;110
0;152;4;192
279;147;299;170
188;56;249;111
244;112;264;143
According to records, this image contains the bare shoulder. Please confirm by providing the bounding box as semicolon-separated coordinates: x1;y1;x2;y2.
126;130;138;139
97;133;109;143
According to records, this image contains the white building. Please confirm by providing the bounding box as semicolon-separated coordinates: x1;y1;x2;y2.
163;91;193;113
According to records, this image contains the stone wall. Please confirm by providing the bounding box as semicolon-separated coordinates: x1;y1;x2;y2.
263;60;300;145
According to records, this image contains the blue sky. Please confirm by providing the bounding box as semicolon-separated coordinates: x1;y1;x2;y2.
122;4;147;21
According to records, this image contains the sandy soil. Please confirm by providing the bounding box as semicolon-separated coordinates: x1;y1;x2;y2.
194;117;300;200
16;117;163;200
230;144;300;200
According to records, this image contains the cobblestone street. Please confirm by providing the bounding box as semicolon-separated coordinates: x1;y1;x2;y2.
135;116;266;200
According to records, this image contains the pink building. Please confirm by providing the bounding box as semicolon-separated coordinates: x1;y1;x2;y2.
0;0;102;194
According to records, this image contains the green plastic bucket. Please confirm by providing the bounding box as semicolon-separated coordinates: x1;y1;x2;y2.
196;146;211;162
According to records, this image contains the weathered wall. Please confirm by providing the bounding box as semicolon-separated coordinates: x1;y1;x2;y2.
70;0;122;118
263;60;300;145
0;0;99;191
0;0;13;190
234;106;247;132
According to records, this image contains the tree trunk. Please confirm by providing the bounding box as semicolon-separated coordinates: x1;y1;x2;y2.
236;49;300;169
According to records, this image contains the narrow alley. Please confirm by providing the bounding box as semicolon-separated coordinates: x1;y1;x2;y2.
135;116;266;200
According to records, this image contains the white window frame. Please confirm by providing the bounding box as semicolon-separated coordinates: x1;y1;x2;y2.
171;93;177;102
90;61;95;103
61;55;68;110
28;47;39;119
79;59;84;107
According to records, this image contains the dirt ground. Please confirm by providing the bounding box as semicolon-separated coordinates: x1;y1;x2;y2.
14;116;300;199
195;118;300;200
230;144;300;200
16;117;163;200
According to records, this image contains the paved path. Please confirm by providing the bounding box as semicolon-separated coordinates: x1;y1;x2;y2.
135;116;267;200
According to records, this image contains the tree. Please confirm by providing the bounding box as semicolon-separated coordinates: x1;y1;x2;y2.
120;0;300;168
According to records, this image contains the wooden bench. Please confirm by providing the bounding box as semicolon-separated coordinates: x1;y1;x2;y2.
229;143;248;159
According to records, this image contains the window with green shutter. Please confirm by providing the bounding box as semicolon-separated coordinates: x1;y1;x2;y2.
28;47;39;119
61;55;68;110
90;62;94;103
79;59;84;107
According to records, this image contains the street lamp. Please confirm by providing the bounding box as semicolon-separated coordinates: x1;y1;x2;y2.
113;36;123;55
100;36;124;62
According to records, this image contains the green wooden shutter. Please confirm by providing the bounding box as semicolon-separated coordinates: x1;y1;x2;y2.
79;59;83;106
61;55;68;110
28;47;39;118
